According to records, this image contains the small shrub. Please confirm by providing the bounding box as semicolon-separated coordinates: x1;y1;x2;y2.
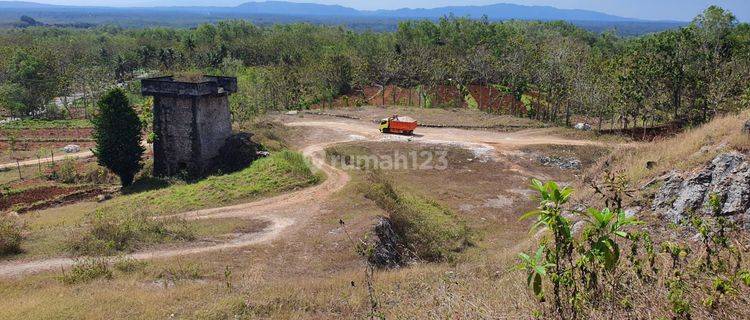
363;171;472;262
79;165;118;185
60;258;113;285
0;215;23;255
156;261;203;287
113;256;148;273
56;159;78;184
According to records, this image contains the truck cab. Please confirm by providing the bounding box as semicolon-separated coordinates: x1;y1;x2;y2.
379;115;418;135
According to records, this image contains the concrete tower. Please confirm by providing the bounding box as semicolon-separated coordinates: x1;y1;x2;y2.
141;75;237;177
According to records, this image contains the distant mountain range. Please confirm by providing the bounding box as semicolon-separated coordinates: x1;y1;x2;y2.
0;1;686;35
0;1;649;21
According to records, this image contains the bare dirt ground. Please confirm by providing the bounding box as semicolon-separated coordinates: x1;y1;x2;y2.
0;116;602;278
300;106;545;128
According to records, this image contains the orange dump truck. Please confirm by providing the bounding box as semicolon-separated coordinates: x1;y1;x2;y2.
379;115;418;135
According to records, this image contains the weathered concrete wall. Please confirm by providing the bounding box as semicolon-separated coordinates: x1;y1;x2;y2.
195;95;232;170
152;94;232;177
152;96;194;176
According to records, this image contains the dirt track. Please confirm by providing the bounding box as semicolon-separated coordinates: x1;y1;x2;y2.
0;118;595;278
0;150;94;171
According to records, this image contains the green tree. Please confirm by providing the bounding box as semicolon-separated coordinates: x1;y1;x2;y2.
4;50;60;117
92;88;144;187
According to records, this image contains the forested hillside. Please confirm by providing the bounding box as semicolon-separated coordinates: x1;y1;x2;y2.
0;6;748;128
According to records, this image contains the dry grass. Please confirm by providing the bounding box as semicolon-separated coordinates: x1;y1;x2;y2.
603;110;750;185
172;72;206;83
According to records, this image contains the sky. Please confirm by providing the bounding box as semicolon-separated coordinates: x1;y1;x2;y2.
26;0;750;21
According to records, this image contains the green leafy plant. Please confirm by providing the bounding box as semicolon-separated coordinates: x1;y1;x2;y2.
520;179;575;315
580;208;639;271
518;246;553;300
519;178;641;319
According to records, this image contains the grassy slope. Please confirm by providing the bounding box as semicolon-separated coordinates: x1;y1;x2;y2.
612;110;750;184
102;150;320;217
10;150;321;259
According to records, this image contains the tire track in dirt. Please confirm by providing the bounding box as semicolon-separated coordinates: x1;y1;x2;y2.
0;119;598;278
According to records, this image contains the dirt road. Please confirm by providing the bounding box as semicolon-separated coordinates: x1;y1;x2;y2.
0;118;595;278
0;140;349;277
0;150;94;171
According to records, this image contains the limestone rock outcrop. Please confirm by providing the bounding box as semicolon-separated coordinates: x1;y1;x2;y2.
652;152;750;225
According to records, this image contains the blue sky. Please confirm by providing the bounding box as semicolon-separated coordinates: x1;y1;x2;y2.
29;1;750;21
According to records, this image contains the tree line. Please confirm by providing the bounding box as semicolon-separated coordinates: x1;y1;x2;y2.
0;6;748;128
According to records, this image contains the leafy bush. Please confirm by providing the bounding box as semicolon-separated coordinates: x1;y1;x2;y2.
519;179;641;316
364;171;472;262
56;159;78;184
78;164;119;185
519;176;750;319
69;212;195;255
0;215;23;255
47;160;118;185
59;258;113;285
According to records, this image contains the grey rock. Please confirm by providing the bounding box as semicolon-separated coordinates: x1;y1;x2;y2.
537;155;582;170
572;220;586;235
666;169;712;222
96;194;112;202
0;117;20;125
743;119;750;134
62;144;81;153
652;152;750;224
652;171;683;211
574;123;592;131
624;206;641;218
707;153;750;215
369;217;408;269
